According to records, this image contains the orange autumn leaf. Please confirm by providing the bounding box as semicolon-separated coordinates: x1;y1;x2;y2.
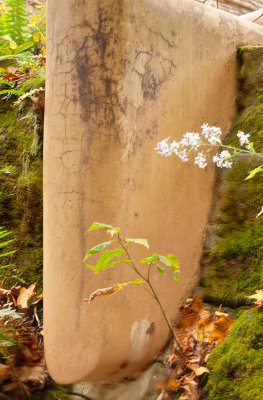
209;315;235;344
17;282;37;309
156;378;181;391
176;294;204;329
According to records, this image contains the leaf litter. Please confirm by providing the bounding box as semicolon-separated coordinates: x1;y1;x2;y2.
0;280;47;399
156;294;235;400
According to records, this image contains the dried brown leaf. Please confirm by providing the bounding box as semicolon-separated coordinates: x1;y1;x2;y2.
17;283;37;309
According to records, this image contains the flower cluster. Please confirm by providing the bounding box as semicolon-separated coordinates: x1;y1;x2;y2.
155;124;252;169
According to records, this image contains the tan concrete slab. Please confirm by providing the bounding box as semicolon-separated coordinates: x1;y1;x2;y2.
44;0;263;384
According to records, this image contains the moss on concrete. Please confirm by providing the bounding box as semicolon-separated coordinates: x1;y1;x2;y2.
0;97;43;288
205;309;263;400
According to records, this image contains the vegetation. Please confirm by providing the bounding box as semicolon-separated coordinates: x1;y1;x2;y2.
202;48;263;307
205;309;263;400
0;0;45;290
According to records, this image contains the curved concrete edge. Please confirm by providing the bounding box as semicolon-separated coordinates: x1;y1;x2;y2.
239;9;263;26
44;0;263;384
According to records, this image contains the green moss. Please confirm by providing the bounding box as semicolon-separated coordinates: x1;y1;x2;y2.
0;96;43;289
20;69;45;92
203;154;263;306
202;47;263;307
205;309;263;400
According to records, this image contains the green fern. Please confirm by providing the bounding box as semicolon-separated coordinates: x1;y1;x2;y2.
0;0;29;45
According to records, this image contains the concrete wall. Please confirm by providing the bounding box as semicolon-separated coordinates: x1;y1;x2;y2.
195;0;263;16
44;0;263;385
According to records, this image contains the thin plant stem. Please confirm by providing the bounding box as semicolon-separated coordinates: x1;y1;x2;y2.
201;142;263;160
118;236;184;355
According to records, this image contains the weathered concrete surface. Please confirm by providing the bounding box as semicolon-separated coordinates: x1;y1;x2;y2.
196;0;263;16
44;0;263;385
240;9;263;26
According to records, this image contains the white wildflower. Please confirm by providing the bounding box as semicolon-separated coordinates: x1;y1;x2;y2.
170;140;180;155
237;130;250;146
178;149;189;162
201;123;222;145
180;132;201;149
213;150;232;168
194;151;207;168
155;138;172;157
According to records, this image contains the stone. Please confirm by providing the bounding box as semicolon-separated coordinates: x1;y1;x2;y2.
44;0;263;388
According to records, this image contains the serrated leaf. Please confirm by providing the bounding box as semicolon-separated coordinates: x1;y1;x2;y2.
84;279;145;303
83;240;113;262
126;238;149;249
140;253;158;264
156;263;166;275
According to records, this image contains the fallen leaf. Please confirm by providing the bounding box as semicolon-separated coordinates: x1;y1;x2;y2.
209;315;235;344
84;279;145;303
187;364;209;376
247;290;263;301
176;295;204;330
156;378;181;391
17;282;37;309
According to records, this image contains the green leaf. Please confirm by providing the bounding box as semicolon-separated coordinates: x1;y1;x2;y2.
0;250;16;258
140;253;158;264
95;248;125;274
126;238;149;249
245;165;263;180
83;240;113;262
0;307;22;319
167;254;180;281
0;239;14;249
86;222;113;232
156;263;166;275
158;254;180;281
166;254;180;268
83;263;95;271
95;259;131;274
14;41;34;54
86;222;120;236
158;255;172;266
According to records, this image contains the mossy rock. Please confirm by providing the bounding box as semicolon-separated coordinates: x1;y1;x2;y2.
201;47;263;307
205;309;263;400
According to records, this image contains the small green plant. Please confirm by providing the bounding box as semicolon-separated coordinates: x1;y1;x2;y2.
83;222;182;348
0;0;33;55
0;226;16;264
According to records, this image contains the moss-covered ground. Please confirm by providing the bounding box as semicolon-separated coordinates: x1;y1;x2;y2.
203;46;263;400
205;309;263;400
